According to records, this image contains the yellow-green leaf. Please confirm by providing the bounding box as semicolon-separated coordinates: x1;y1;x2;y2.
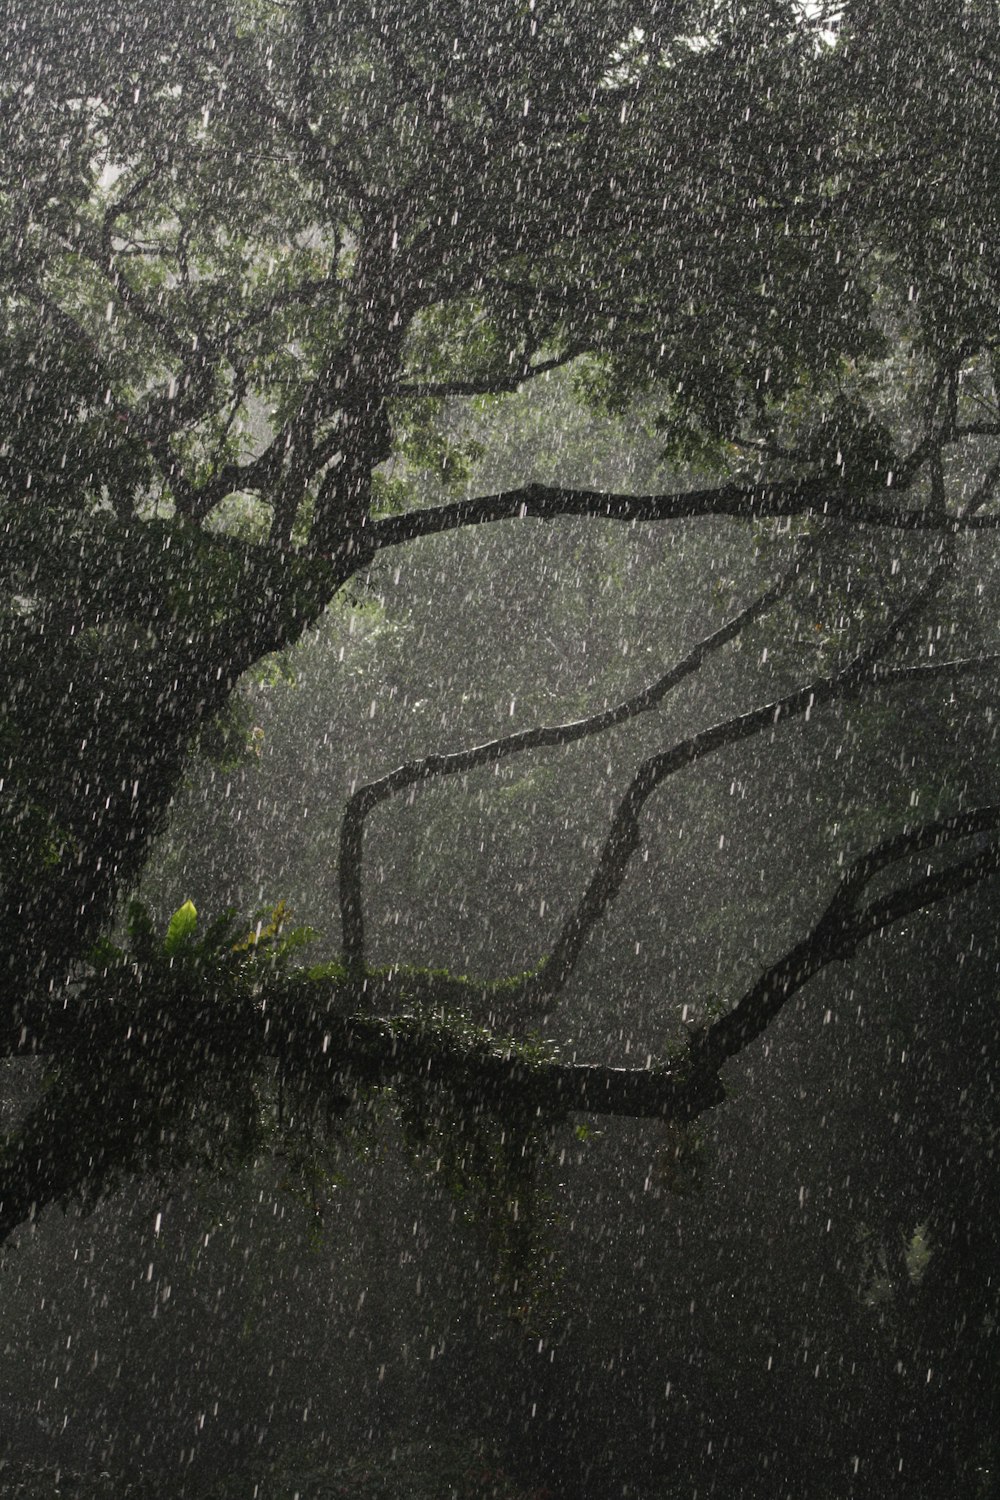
164;899;198;953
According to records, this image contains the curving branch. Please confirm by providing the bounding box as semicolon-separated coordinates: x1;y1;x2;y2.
77;238;192;362
365;477;1000;552
521;563;953;1011
337;556;810;975
702;806;1000;1069
873;652;1000;685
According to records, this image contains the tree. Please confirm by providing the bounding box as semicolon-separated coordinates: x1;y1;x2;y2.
3;0;1000;1293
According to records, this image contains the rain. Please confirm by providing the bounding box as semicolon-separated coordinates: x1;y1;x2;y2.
1;1;1000;1496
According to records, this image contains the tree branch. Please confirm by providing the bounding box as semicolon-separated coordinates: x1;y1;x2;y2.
338;556;809;975
873;652;1000;685
703;806;1000;1068
522;564;951;1011
365;477;1000;552
964;453;1000;515
279;1009;726;1125
7;795;1000;1255
393;350;581;400
0;987;723;1250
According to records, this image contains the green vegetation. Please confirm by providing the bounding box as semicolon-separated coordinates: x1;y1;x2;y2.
3;2;1000;1493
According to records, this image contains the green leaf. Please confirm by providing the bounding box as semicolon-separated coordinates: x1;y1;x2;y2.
304;960;347;982
274;924;321;957
163;899;198;953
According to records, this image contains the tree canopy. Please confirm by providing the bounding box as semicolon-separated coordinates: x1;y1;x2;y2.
3;0;1000;1260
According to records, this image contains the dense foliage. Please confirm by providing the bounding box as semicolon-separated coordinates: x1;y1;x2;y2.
4;3;1000;1491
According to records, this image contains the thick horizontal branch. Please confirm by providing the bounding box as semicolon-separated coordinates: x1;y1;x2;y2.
294;1012;726;1123
6;804;1000;1248
365;478;1000;552
0;982;723;1248
966;454;1000;514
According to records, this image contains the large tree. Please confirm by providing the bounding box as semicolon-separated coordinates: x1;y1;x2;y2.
3;0;1000;1256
